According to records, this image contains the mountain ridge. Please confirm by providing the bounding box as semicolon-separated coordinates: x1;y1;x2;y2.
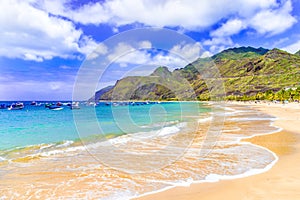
92;46;300;101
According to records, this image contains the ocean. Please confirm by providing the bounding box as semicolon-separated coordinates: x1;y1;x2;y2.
0;101;281;199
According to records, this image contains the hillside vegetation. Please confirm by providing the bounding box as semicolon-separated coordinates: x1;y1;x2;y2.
93;46;300;101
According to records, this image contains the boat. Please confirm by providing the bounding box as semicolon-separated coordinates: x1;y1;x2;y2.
112;102;119;106
45;103;53;108
30;101;37;106
7;102;24;110
88;102;96;106
70;102;80;109
49;105;63;111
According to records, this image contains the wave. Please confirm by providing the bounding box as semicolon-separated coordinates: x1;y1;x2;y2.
228;117;276;122
157;124;183;137
0;103;284;200
0;140;81;163
0;121;189;162
0;156;6;161
108;122;187;145
198;116;212;123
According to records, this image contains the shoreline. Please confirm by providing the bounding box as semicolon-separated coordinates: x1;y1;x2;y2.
136;102;300;200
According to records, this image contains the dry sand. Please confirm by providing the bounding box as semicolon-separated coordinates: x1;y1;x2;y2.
136;102;300;200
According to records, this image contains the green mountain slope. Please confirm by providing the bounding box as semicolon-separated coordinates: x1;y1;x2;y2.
101;66;196;100
89;85;114;102
95;47;300;101
212;46;268;60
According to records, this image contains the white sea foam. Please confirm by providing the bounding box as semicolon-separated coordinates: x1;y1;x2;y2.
0;156;6;161
39;143;54;150
198;116;212;123
205;142;278;182
108;122;187;144
109;135;132;145
56;140;74;148
1;103;284;200
228;117;275;122
157;126;180;137
39;145;85;157
133;107;282;200
224;107;235;111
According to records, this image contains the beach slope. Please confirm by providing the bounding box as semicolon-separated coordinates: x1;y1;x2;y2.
136;102;300;200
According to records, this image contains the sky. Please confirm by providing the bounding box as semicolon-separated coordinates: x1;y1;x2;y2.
0;0;300;100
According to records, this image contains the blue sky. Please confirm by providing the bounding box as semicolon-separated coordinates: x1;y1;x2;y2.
1;0;300;100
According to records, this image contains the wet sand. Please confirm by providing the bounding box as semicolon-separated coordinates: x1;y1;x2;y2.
136;102;300;200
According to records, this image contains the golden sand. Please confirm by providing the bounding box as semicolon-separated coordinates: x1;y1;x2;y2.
1;102;299;199
136;102;300;200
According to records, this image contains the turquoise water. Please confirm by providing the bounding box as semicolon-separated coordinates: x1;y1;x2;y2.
0;101;209;152
0;102;282;199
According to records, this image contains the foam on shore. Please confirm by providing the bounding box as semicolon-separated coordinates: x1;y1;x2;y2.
0;104;283;199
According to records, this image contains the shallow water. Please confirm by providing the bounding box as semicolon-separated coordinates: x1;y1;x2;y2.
0;102;280;199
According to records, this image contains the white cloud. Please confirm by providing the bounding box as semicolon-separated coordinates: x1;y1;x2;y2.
49;81;62;90
282;40;300;53
138;41;152;49
249;0;297;35
105;41;153;65
0;80;74;100
107;42;136;62
105;41;202;69
201;51;213;58
40;0;294;33
0;0;297;62
116;50;152;66
169;42;202;62
151;53;189;68
203;37;235;54
0;0;98;61
211;19;245;37
86;43;108;60
203;37;234;46
59;65;72;69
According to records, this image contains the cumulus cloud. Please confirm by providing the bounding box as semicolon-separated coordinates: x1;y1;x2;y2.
0;80;74;100
169;42;202;62
282;40;300;53
249;0;297;35
38;0;295;56
0;0;98;61
40;0;295;33
107;42;136;62
203;37;235;54
105;41;202;69
211;19;245;37
0;0;297;61
138;41;152;49
86;43;108;60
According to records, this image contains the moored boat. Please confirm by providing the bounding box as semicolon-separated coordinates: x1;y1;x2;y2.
70;102;80;109
7;102;24;110
49;105;63;111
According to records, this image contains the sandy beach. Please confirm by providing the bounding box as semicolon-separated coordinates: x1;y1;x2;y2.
137;102;300;200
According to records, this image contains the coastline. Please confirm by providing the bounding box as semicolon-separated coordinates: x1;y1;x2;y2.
136;102;300;200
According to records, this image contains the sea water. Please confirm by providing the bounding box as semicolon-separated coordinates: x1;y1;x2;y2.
0;102;281;199
0;101;208;151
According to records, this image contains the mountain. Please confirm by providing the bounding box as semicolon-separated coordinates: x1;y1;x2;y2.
186;48;300;99
92;47;300;101
295;50;300;56
100;66;195;100
212;46;268;60
89;85;114;102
